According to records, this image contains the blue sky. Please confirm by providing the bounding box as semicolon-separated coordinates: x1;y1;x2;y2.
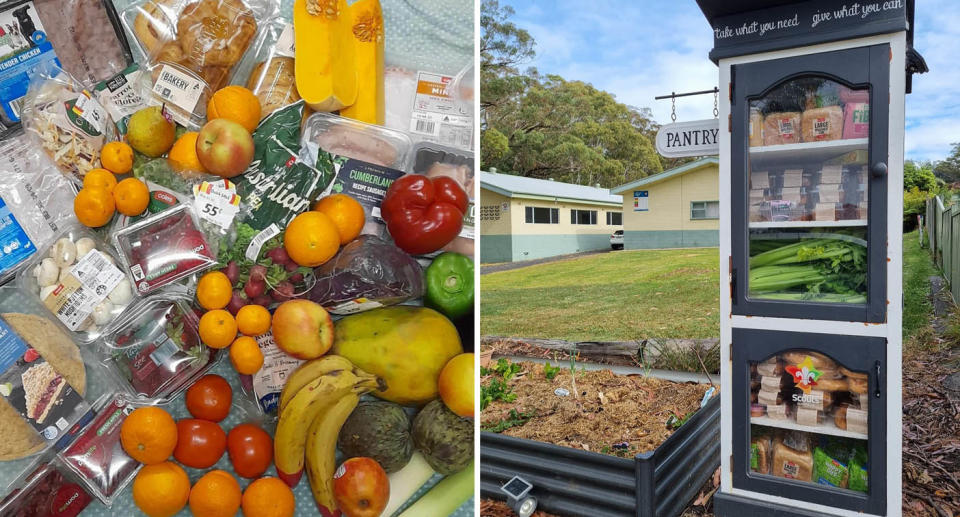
501;0;959;162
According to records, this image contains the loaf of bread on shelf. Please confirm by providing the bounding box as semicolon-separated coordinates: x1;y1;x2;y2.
847;375;869;394
813;374;848;393
772;432;814;482
783;351;836;370
758;389;782;407
796;389;834;411
839;366;868;380
763;112;801;145
801;106;843;142
846;408;868;435
751;434;772;474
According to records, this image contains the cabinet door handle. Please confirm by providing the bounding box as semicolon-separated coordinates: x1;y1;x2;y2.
874;361;882;398
871;162;888;178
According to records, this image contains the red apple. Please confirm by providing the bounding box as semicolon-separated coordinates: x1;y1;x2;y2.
196;118;254;178
333;457;389;517
271;299;334;359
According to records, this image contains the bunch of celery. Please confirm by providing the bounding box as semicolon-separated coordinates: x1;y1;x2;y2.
749;238;866;300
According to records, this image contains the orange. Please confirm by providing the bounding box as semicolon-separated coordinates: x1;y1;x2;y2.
196;271;233;310
82;168;118;193
229;336;264;375
241;477;296;517
189;470;242;517
283;211;340;267
199;309;238;349
113;178;150;216
100;141;134;174
132;461;191;517
312;194;365;245
207;86;261;132
74;187;116;227
120;407;178;465
168;132;206;174
236;304;271;336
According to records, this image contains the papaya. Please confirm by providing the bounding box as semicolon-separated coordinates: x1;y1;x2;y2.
339;0;384;124
293;0;358;112
333;307;462;406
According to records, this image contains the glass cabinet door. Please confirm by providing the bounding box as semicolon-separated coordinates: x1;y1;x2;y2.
732;329;886;515
731;45;889;322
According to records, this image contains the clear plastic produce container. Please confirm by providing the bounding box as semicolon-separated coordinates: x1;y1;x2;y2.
112;204;217;296
301;112;413;169
99;288;220;403
233;17;300;120
19;225;134;345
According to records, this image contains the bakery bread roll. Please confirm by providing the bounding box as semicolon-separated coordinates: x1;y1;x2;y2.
247;57;301;118
795;389;833;411
812;375;848;392
177;0;257;67
848;375;868;394
783;351;836;370
839;366;868;380
834;403;849;430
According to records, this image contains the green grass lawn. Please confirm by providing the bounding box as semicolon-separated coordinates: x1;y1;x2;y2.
902;229;939;339
480;249;720;341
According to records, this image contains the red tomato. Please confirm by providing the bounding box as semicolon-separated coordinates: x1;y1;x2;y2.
226;423;273;478
173;419;226;469
185;374;232;422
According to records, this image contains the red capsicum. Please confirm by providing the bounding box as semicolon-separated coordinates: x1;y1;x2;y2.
381;174;469;255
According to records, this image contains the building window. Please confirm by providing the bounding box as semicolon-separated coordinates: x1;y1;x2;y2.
480;205;501;221
691;201;720;220
525;206;559;224
606;212;623;225
570;209;597;225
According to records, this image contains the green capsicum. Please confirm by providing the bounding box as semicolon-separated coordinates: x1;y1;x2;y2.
424;252;474;320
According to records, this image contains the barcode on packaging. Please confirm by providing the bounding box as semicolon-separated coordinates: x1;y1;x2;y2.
246;223;280;261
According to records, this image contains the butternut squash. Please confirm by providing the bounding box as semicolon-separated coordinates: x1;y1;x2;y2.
294;0;358;112
339;0;384;125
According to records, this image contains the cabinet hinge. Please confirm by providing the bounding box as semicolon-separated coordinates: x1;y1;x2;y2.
728;81;733;102
730;266;737;303
728;114;732;133
729;453;734;474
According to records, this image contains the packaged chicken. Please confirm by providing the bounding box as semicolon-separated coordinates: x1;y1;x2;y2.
763;112;800;145
0;0;132;136
801;106;843;142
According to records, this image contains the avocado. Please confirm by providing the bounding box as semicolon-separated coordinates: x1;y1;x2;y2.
337;400;414;473
412;399;474;475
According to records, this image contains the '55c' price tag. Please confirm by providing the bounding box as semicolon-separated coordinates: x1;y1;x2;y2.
193;180;240;230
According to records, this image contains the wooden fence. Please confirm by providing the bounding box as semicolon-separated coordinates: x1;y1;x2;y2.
925;195;960;302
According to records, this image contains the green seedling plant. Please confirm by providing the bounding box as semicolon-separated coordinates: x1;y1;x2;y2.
482;409;536;433
543;362;561;380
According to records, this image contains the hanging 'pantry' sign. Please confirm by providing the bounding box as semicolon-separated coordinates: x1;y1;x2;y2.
655;119;719;158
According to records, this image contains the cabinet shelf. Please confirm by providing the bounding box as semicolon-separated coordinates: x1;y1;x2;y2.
751;415;868;440
749;219;868;229
749;138;868;167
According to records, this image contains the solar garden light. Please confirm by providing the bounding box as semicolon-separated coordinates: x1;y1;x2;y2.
501;476;537;517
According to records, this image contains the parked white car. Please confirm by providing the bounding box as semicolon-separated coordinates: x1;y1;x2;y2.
610;230;624;250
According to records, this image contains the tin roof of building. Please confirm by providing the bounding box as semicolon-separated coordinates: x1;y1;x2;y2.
610;157;719;194
480;170;622;206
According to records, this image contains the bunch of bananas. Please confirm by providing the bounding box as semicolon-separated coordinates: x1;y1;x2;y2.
274;355;386;514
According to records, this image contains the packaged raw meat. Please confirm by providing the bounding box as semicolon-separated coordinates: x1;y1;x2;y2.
303;111;411;168
21;64;117;185
801;106;843;142
0;132;76;286
59;395;141;504
100;287;220;402
762;112;800;146
0;0;132;136
19;225;134;344
112;204;217;295
308;235;424;315
0;457;93;517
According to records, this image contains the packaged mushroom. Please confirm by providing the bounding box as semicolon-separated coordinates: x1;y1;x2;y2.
19;226;133;344
21;64;118;185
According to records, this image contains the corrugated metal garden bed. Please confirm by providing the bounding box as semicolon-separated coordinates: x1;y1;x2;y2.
480;360;720;517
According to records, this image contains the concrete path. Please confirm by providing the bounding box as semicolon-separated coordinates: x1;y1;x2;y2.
481;249;614;275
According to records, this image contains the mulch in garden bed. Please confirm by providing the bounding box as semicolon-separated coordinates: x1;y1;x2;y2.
481;360;711;457
902;339;960;517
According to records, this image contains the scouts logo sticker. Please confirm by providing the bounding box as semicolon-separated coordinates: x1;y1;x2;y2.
785;356;821;393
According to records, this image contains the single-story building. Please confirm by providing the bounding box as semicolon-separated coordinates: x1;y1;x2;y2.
480;170;623;263
610;157;719;249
